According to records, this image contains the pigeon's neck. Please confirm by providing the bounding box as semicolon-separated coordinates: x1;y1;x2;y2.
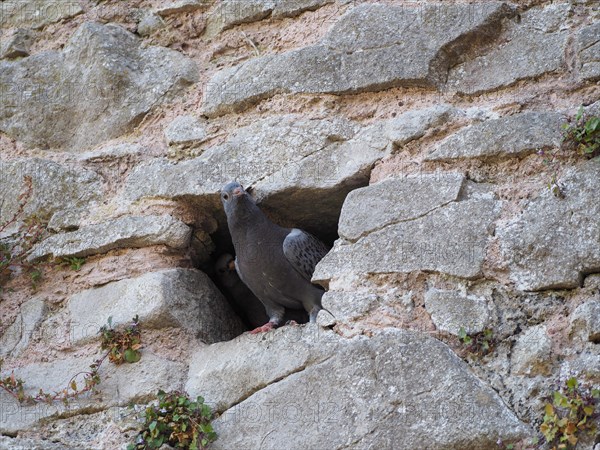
227;196;272;241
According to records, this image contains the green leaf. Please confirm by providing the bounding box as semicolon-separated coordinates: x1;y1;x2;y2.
107;316;113;328
566;377;577;391
149;420;157;432
575;106;584;121
124;349;141;363
458;327;467;340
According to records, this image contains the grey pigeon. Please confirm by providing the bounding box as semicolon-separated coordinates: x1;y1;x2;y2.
220;182;329;333
215;253;309;329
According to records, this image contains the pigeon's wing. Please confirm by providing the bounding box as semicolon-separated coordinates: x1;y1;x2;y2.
283;228;330;282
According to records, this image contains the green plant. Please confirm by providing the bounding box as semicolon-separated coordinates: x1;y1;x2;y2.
0;316;142;405
0;176;47;291
128;390;217;450
458;327;495;356
540;377;599;449
562;106;600;158
60;256;86;271
100;315;142;364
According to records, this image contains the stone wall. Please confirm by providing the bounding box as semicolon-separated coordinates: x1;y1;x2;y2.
0;0;599;449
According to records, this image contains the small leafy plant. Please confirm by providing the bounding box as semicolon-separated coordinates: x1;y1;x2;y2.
540;377;599;449
100;315;142;364
562;106;600;158
128;390;217;450
60;256;86;271
458;327;495;356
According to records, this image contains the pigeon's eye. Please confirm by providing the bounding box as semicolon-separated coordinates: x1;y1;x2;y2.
222;193;229;201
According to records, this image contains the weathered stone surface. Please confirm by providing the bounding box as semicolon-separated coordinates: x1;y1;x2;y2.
0;352;185;434
186;325;337;411
209;328;529;449
511;324;552;376
0;436;75;450
66;268;245;345
137;11;165;36
0;22;198;150
0;0;82;29
426;112;564;161
203;2;513;116
156;0;209;17
314;193;500;283
29;215;192;261
1;28;35;59
317;291;379;327
205;0;331;36
570;300;600;343
0;298;47;358
338;173;465;241
577;22;600;82
0;159;102;234
447;4;569;94
425;289;491;336
498;161;600;291
164;115;207;146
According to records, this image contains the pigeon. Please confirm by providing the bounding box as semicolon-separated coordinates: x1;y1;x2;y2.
215;253;309;329
220;181;329;334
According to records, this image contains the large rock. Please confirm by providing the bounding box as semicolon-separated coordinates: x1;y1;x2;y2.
425;289;491;336
498;161;600;291
426;112;564;161
577;22;600;82
208;328;529;449
0;0;82;29
0;22;198;150
447;4;569;94
0;298;47;358
338;172;465;241
205;0;332;36
0;352;185;434
0;159;102;234
203;2;513;116
314;179;500;284
66;268;245;345
186;325;338;411
28;215;192;261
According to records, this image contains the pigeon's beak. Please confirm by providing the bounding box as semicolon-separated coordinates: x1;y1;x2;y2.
233;187;244;197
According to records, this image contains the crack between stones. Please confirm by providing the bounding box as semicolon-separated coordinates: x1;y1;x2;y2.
344;196;461;244
217;354;334;415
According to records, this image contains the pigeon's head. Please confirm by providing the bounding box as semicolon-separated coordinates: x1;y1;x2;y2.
220;181;254;216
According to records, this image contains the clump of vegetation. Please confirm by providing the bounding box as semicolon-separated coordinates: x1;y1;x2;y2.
128;390;217;450
562;106;600;158
0;175;46;291
100;315;142;364
60;256;87;271
0;316;142;405
458;327;495;357
540;377;599;449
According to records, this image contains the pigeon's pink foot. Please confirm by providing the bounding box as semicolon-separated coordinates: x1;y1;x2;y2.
249;321;276;334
